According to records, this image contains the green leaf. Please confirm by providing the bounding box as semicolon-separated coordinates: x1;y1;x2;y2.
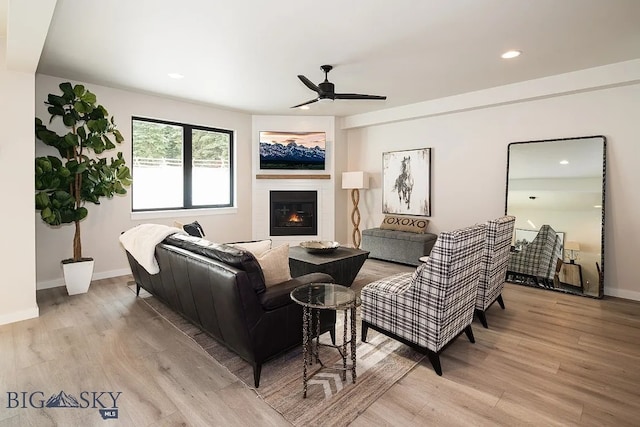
77;126;86;140
49;177;61;189
48;156;62;168
103;135;115;150
60;209;74;223
116;166;132;181
81;90;97;104
47;105;65;117
35;192;50;209
74;101;90;114
73;84;85;97
36;128;60;145
41;206;52;219
47;94;66;107
62;114;76;127
59;82;75;100
64;133;79;147
113;129;124;143
75;162;88;174
76;207;88;221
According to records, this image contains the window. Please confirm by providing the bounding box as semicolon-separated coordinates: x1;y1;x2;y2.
131;117;234;211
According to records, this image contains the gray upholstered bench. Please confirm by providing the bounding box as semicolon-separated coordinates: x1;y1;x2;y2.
361;228;438;266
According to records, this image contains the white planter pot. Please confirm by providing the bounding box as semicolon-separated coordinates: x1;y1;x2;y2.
62;259;95;295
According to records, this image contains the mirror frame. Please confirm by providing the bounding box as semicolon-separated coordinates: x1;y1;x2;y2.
505;135;606;298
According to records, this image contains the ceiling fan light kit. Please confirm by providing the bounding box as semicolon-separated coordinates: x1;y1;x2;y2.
292;64;387;108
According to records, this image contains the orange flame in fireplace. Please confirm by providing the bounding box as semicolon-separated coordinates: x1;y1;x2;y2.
288;212;303;223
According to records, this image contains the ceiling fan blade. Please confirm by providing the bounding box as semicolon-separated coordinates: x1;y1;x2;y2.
297;75;320;93
334;93;387;100
290;98;319;108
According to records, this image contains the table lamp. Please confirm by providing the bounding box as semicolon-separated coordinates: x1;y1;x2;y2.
564;241;581;264
342;171;369;248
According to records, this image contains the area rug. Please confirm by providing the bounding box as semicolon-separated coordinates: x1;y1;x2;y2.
130;284;424;426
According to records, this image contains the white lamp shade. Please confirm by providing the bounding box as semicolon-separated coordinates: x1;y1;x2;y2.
564;241;581;251
342;171;369;190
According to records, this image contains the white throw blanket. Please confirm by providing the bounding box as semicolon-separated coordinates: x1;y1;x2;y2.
120;224;185;274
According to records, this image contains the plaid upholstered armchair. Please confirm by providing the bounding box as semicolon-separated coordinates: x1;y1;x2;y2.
475;216;516;328
545;234;563;287
361;224;486;376
507;224;558;286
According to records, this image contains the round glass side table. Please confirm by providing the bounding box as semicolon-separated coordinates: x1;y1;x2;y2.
290;283;360;398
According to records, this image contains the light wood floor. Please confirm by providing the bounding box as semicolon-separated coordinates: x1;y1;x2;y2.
1;259;639;426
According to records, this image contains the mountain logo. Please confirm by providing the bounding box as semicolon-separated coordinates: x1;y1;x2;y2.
45;391;80;408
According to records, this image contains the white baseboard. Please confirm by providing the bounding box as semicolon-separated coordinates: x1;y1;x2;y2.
37;268;133;290
0;306;39;326
604;288;640;302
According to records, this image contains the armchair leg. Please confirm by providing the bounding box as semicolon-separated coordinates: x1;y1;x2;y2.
476;310;488;328
464;325;475;343
497;294;505;309
361;321;369;342
136;284;141;296
426;350;442;376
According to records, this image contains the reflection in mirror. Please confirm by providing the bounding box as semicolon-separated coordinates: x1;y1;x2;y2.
505;136;606;298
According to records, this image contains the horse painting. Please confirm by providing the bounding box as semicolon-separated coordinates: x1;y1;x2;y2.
393;156;414;209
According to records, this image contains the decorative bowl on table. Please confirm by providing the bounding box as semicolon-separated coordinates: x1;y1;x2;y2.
299;240;341;254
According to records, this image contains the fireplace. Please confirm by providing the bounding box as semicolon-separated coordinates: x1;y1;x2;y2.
270;191;317;236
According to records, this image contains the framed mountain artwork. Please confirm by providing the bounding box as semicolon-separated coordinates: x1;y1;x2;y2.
259;131;326;170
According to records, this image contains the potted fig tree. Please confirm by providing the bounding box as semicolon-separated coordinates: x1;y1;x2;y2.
35;82;132;295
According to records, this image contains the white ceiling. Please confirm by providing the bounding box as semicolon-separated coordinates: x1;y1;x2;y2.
13;0;640;117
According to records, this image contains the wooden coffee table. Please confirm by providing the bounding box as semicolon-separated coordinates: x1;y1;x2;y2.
289;246;369;286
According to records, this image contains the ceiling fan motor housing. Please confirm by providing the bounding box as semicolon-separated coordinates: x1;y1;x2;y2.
318;81;335;99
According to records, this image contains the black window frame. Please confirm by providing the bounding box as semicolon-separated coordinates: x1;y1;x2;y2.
131;116;235;212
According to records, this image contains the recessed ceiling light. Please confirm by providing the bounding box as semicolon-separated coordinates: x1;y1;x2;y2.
594;205;602;208
299;105;310;110
501;50;521;59
168;73;184;79
560;160;569;165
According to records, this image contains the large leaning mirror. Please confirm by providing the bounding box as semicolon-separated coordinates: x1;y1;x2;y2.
505;135;606;298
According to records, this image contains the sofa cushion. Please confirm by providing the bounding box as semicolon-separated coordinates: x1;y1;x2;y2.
379;215;429;233
164;234;267;294
255;244;292;287
229;239;272;258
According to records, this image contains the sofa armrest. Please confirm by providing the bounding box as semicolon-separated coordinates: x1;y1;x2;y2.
259;272;334;310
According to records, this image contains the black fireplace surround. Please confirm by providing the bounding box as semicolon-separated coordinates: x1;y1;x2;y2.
270;191;317;236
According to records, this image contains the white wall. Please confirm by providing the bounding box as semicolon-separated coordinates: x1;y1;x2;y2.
345;83;640;300
0;42;39;324
35;74;253;288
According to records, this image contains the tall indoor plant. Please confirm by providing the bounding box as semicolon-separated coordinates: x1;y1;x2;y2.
35;82;131;295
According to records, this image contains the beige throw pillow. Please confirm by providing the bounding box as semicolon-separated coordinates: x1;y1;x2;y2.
230;239;272;258
380;215;429;233
255;244;292;287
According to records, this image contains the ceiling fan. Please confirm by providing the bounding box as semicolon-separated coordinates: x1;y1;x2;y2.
291;65;387;108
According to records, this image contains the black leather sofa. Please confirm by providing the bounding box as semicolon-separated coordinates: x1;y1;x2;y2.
125;234;336;387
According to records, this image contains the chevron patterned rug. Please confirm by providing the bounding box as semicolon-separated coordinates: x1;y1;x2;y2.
133;285;424;426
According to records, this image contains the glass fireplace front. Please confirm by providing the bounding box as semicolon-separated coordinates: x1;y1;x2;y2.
270;191;317;236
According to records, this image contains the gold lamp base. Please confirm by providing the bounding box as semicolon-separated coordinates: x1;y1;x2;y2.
351;188;362;248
